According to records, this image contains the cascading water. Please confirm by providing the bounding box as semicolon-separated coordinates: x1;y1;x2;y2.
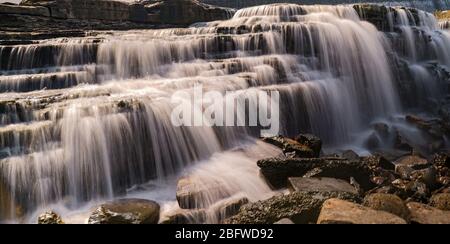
0;3;449;223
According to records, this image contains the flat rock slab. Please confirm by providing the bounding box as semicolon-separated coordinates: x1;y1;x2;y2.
407;202;450;224
318;199;407;224
288;177;358;195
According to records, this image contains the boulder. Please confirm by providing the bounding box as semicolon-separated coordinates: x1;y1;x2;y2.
288;177;358;195
37;211;64;224
88;199;160;224
395;155;430;171
429;193;450;211
317;198;407;224
363;193;410;221
407;202;450;224
274;218;294;224
176;176;230;209
432;153;450;169
262;136;316;158
294;134;322;157
224;191;360;224
160;209;206;224
257;157;374;190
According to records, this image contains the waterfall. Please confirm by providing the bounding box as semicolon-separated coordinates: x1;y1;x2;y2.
0;3;449;223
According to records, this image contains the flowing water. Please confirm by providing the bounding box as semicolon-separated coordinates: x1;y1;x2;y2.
0;3;449;223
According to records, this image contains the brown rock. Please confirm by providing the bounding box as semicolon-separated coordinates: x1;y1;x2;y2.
363;193;410;221
176;176;230;209
88;199;160;224
317;199;407;224
407;202;450;224
288;177;358;195
429;193;450;211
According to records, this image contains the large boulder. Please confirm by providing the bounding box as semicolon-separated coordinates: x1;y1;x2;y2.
224;191;360;224
88;199;160;224
363;193;410;221
37;211;64;224
288;177;358;195
317;198;407;224
257;157;374;190
407;202;450;224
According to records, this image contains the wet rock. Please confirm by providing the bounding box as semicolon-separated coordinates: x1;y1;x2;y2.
395;155;430;171
295;134;322;157
373;149;409;162
410;167;438;190
363;155;395;171
257;157;374;190
429;193;450;211
160;209;206;224
217;197;249;221
394;131;414;152
224;191;360;224
372;122;390;138
407;202;450;224
365;132;381;150
288;177;358;195
262;136;315;158
176;176;230;209
342;150;360;161
317;198;407;224
274;218;294;224
37;211;64;224
88;199;160;224
363;193;410;221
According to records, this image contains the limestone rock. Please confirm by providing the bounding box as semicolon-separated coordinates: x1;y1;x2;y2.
318;198;407;224
363;193;410;221
37;211;64;224
407;202;450;224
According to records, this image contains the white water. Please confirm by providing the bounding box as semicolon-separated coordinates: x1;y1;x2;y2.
0;3;449;223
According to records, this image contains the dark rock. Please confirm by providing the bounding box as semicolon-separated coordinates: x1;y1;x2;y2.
410;167;438;190
394;130;414;152
295;134;322;157
317;198;407;224
224;191;360;224
288;177;358;195
372;122;390;138
176;176;230;209
363;193;410;221
429;193;450;211
262;136;315;158
0;3;50;16
37;211;64;224
160;209;206;224
257;157;374;190
342;150;360;161
88;199;160;224
362;155;395;171
432;153;450;169
365;132;381;150
407;202;450;224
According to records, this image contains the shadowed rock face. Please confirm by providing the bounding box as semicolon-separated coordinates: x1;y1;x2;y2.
0;0;233;29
